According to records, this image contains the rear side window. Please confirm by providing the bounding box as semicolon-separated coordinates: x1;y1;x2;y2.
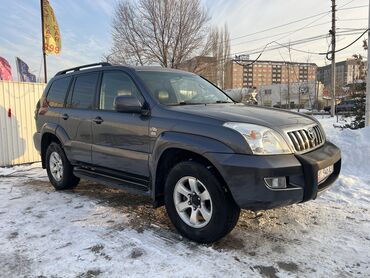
70;72;98;109
46;77;71;107
99;71;141;110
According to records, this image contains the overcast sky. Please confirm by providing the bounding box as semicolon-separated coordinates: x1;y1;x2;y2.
0;0;368;80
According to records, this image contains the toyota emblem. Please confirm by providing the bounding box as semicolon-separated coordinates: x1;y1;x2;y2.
307;128;315;140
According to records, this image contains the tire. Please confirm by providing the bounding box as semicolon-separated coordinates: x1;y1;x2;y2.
45;142;80;190
164;161;240;243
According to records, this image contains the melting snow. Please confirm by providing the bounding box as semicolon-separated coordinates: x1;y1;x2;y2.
0;116;369;277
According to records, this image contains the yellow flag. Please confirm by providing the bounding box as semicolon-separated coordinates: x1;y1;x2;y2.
43;0;61;55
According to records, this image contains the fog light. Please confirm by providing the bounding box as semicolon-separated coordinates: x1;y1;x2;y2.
264;177;287;189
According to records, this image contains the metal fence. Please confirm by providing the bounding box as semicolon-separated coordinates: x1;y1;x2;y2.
0;81;46;166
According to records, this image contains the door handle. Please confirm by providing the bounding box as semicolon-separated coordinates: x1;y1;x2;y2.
93;116;104;124
62;113;69;120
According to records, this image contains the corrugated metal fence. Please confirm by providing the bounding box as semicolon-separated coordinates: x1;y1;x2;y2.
0;81;46;166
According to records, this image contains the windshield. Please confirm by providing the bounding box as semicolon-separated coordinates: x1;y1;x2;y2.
137;71;233;105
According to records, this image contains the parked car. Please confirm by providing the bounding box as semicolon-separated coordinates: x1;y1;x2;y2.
323;105;331;113
324;99;356;114
34;63;341;243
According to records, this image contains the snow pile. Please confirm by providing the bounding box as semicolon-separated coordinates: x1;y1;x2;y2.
316;116;370;205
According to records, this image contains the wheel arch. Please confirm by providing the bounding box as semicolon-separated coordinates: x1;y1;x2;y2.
150;132;234;207
40;124;70;168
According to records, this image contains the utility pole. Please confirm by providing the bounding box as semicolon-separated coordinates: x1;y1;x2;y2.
279;84;282;106
330;0;336;117
314;68;318;111
366;2;370;126
287;42;292;109
287;62;290;109
316;80;319;111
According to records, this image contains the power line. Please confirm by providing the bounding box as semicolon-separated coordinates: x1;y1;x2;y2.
212;1;369;66
338;18;368;21
225;0;367;65
209;30;366;66
325;28;369;58
230;21;332;47
232;34;333;56
228;11;330;42
253;31;366;57
227;3;368;44
337;4;369;10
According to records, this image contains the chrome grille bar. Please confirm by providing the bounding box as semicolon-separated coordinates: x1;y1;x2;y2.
286;125;325;153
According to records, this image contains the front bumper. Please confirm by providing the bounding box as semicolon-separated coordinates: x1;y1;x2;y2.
205;141;341;210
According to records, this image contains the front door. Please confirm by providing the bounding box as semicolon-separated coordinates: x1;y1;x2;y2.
91;70;150;177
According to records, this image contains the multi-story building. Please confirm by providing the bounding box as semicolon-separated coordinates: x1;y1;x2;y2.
224;61;243;89
178;56;217;85
225;60;317;89
317;57;368;88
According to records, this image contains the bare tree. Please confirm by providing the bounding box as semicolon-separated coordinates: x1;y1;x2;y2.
207;24;230;88
109;0;209;68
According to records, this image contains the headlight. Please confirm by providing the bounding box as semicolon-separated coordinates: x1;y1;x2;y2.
223;122;292;155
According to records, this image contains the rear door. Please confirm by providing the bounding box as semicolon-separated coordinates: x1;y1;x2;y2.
60;71;99;163
91;70;150;177
38;76;72;131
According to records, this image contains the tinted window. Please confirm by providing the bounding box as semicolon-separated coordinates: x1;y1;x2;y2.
99;71;140;110
137;71;232;105
46;77;71;107
70;72;98;109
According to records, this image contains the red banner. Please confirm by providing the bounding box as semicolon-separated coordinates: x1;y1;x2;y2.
0;57;12;80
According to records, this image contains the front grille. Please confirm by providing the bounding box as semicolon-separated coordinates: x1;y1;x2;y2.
287;125;325;153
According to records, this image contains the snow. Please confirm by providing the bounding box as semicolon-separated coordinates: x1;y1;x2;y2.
1;116;369;277
316;115;370;206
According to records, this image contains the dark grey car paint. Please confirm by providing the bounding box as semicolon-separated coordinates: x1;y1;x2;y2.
91;110;150;176
59;108;95;164
34;65;341;210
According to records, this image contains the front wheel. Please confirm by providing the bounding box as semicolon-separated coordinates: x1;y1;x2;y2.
164;161;240;243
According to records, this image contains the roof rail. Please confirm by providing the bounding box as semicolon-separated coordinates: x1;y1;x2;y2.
55;62;111;76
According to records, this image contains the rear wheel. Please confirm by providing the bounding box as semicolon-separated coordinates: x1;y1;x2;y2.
45;142;79;190
165;161;240;243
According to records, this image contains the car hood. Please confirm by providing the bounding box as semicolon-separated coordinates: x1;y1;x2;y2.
168;103;316;129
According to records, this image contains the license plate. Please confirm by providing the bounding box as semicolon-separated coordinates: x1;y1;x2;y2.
318;165;334;184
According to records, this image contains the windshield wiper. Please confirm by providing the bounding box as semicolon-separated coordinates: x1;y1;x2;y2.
178;101;205;105
214;100;232;104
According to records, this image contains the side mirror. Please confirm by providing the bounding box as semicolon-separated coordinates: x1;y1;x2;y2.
114;95;143;113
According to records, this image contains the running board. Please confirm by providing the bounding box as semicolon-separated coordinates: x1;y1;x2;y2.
73;167;150;195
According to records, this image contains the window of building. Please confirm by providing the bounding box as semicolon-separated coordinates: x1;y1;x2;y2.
46;77;71;107
265;89;272;95
69;72;99;109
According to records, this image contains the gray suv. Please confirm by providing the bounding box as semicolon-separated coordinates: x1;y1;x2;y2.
34;63;341;243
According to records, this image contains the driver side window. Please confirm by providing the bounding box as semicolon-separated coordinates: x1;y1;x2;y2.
99;71;140;110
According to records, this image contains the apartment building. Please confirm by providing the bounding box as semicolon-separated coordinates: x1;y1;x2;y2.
225;60;317;89
224;61;243;89
317;57;368;88
178;56;218;85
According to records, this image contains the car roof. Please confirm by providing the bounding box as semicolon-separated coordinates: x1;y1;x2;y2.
130;65;191;74
53;62;194;80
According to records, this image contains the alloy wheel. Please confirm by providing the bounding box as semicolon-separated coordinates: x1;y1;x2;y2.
49;151;63;182
173;176;213;228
